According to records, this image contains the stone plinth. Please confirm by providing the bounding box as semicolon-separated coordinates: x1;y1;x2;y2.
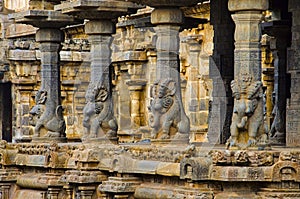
227;0;268;149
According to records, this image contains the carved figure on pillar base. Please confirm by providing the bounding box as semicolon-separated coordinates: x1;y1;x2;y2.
29;90;66;139
226;73;268;149
269;98;285;145
148;78;190;140
82;83;118;140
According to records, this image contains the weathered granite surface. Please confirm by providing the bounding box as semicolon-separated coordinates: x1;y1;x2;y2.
0;0;298;198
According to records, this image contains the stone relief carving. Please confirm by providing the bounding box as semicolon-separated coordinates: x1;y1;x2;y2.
269;91;285;144
29;90;66;138
226;72;267;149
82;83;118;139
148;78;189;139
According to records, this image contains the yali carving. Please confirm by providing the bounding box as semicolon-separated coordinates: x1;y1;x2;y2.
29;90;66;138
148;78;189;139
82;83;118;139
226;72;267;149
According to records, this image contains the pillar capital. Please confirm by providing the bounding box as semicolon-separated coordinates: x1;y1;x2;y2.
151;8;183;25
228;0;268;12
85;20;115;35
36;28;64;43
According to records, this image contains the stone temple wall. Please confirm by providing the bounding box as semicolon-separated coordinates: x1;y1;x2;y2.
0;0;298;199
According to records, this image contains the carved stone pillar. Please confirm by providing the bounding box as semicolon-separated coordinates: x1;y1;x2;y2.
0;184;10;199
55;0;140;143
63;185;73;199
126;80;147;130
9;8;77;143
47;187;60;199
29;28;66;141
227;0;269;149
287;0;300;146
262;0;291;145
82;20;118;142
261;35;275;133
269;29;289;145
148;7;190;141
78;186;95;199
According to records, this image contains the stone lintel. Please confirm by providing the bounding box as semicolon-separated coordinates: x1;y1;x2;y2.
228;0;269;12
5;24;37;38
8;10;79;29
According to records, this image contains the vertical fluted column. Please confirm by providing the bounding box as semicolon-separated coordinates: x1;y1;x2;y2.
148;8;190;141
82;20;118;141
227;0;268;149
287;0;300;146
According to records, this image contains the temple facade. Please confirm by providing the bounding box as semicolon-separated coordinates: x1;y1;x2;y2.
0;0;299;198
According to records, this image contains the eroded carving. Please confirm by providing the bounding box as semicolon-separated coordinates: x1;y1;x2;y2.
226;73;267;149
148;78;189;139
29;90;66;138
82;83;118;139
269;97;285;144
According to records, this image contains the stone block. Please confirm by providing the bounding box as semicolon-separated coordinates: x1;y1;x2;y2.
151;8;183;25
85;20;114;35
228;0;269;12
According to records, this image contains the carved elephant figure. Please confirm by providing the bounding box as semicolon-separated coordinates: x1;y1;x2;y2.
29;90;66;138
148;78;189;139
228;80;265;148
82;84;118;139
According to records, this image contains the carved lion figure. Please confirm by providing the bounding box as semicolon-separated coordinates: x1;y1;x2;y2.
29;90;66;138
82;83;118;139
